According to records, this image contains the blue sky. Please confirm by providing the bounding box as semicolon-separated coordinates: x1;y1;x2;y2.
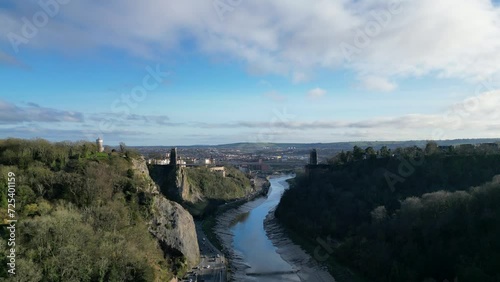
1;0;500;145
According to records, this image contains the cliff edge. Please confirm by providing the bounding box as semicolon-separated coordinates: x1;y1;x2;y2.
149;196;200;266
133;158;200;267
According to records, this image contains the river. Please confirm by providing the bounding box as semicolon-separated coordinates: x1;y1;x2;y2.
214;174;336;282
229;175;300;281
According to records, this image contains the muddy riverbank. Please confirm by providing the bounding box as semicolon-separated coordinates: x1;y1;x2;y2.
213;175;336;282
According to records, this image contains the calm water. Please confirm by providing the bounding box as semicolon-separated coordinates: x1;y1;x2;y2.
231;175;301;282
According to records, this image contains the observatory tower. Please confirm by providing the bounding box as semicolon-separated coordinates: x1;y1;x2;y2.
96;137;104;153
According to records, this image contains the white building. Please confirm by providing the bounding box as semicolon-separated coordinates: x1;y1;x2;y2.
96;137;104;153
210;166;226;177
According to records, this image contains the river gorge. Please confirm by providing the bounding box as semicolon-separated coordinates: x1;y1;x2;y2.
214;175;336;282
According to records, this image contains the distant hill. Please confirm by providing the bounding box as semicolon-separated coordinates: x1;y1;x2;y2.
134;138;500;151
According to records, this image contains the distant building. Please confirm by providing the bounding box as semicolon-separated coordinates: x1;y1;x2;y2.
199;158;212;165
96;137;104;153
148;159;166;165
177;159;187;168
210;166;226;177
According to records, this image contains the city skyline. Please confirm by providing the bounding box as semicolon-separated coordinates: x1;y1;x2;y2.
1;0;500;145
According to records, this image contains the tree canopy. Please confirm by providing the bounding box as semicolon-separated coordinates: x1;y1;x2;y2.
0;138;179;281
276;143;500;282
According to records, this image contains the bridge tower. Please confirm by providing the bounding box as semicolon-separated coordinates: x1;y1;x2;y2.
170;148;178;166
309;149;318;165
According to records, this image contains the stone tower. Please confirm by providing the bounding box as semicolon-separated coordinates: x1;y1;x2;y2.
170;148;178;166
96;137;104;153
309;149;318;165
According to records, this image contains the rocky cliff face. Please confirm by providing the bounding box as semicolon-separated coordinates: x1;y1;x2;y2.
148;165;202;203
149;195;200;266
132;158;159;194
175;167;202;203
132;158;200;266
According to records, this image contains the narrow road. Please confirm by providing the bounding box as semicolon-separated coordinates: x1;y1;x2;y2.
185;221;227;282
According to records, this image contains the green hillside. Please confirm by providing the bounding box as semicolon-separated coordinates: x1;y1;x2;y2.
0;138;180;281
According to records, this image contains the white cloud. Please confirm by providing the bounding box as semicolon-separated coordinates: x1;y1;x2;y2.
292;71;310;84
358;76;397;92
307;87;327;98
0;100;84;124
2;0;500;87
188;90;500;140
1;90;499;143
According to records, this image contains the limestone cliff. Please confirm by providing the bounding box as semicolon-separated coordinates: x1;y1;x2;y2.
175;167;203;203
149;195;200;266
148;165;202;203
132;158;200;266
149;165;253;216
132;158;159;194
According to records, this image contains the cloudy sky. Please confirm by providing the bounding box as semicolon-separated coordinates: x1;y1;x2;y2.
1;0;500;145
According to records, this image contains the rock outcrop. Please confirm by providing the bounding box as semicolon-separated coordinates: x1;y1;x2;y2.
132;157;159;194
149;165;202;203
175;167;203;203
132;158;200;266
149;195;200;266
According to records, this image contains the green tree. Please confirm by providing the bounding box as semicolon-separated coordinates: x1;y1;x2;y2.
379;146;391;158
365;147;377;159
425;141;439;155
276;145;500;282
352;146;365;161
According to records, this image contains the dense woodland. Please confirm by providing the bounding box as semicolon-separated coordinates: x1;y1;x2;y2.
0;138;182;281
276;142;500;282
